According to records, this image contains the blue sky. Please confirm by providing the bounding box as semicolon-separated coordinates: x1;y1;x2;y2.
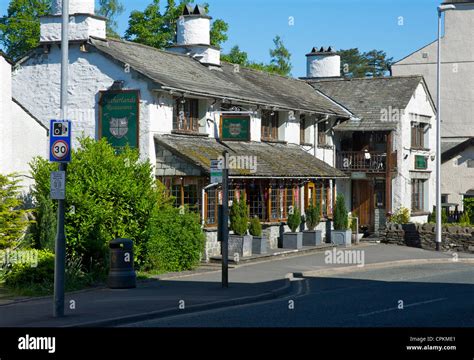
0;0;442;76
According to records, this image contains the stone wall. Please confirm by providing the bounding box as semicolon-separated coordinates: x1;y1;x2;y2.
380;223;474;253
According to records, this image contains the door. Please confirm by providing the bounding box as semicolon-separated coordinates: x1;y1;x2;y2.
352;180;374;231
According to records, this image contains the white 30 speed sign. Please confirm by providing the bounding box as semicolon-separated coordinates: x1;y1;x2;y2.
51;140;69;161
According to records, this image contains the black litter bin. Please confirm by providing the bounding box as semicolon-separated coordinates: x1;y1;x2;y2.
107;238;136;289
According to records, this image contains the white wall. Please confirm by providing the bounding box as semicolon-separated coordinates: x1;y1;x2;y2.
392;82;436;222
0;56;13;175
12;44;157;167
441;145;474;210
392;4;474;139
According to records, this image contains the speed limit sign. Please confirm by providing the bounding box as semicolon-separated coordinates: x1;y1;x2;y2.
50;120;71;163
52;140;69;160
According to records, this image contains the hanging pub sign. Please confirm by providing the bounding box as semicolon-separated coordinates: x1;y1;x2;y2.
99;90;140;150
220;115;251;141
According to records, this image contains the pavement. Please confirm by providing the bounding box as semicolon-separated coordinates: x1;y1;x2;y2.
0;243;472;327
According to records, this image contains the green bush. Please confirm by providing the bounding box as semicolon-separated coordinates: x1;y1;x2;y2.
230;199;249;236
459;212;471;226
0;174;30;249
428;207;448;224
249;216;262;237
391;207;411;224
145;206;205;272
3;250;55;295
333;194;349;231
305;204;320;231
287;208;301;233
464;198;474;222
30;137;173;273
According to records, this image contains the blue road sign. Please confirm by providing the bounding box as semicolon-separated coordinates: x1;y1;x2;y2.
49;120;72;163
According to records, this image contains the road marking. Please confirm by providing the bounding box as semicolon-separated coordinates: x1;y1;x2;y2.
358;297;448;317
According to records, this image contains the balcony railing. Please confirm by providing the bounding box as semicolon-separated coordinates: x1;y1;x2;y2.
336;151;387;172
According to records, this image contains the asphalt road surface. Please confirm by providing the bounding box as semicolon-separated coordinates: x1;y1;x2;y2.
125;262;474;327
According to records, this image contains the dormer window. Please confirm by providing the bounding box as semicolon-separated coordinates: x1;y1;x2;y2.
174;98;200;133
300;115;308;144
318;121;327;146
261;110;279;141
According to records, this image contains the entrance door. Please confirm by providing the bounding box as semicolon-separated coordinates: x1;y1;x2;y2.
352;180;374;231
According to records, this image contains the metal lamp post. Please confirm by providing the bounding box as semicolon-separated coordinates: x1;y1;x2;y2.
436;3;455;251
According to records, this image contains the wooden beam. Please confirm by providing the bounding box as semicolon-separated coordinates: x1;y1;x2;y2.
386;131;393;214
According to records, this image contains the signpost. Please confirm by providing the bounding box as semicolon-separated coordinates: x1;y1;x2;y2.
50;172;66;200
220;152;229;288
210;159;223;184
49;120;72;163
220;115;251;141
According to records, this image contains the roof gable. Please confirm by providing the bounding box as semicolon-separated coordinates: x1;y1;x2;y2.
442;138;474;163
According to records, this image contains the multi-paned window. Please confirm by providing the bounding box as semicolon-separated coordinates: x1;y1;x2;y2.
261;110;279;141
174;98;200;133
411;123;426;149
306;181;331;217
206;188;218;226
165;177;201;211
412;179;426;212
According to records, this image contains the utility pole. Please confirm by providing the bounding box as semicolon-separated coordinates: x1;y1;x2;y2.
221;151;229;288
54;0;69;318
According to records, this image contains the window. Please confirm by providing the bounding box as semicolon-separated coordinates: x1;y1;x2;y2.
467;159;474;168
411;123;425;149
318;121;327;146
167;177;200;211
300;115;307;144
261;110;279;141
174;98;200;133
206;188;218;226
441;194;448;204
306;181;330;217
412;179;426;212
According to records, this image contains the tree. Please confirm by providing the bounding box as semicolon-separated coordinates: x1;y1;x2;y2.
96;0;125;38
221;45;248;65
339;48;393;78
0;174;29;249
125;0;229;50
269;35;292;76
0;0;51;60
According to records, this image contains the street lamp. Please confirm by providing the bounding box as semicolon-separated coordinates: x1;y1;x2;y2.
436;3;456;251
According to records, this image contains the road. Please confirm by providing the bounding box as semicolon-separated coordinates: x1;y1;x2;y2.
125;261;474;327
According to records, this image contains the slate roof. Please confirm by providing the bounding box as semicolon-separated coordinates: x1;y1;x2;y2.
155;134;347;178
89;37;350;117
308;76;434;131
442;138;474;163
443;0;474;4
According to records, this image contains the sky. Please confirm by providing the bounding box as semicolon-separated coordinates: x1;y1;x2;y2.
0;0;442;77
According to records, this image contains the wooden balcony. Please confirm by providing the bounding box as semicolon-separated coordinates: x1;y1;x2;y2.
336;151;387;172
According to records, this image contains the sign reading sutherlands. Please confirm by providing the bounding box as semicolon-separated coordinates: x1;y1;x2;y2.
99;90;140;150
220;115;251;141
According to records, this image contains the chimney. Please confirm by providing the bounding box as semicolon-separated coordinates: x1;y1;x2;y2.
40;0;106;43
167;5;221;67
306;46;341;79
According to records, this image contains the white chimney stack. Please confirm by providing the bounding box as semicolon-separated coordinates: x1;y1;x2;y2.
40;0;106;43
306;47;341;78
167;5;221;67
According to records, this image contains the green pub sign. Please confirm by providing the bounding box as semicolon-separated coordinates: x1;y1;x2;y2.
415;155;428;170
220;115;251;141
99;90;140;150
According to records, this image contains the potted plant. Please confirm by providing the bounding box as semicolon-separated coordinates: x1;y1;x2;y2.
282;208;303;249
229;199;252;257
332;194;352;247
249;216;266;254
303;204;322;246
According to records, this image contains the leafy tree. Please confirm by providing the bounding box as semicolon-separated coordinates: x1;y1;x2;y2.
125;0;229;50
97;0;125;38
269;35;292;76
0;0;51;60
339;48;393;78
0;174;29;249
221;45;248;65
30;137;194;273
